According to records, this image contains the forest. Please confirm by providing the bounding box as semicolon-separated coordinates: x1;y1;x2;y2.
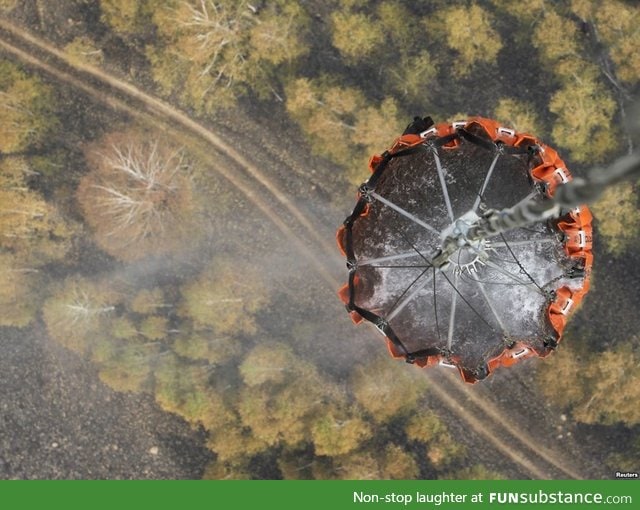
0;0;639;479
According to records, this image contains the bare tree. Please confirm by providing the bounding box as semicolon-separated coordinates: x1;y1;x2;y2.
77;131;193;261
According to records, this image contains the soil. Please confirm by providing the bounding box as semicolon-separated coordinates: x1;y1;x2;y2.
0;324;212;479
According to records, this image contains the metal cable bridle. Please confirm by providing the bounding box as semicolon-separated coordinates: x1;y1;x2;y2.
432;149;640;269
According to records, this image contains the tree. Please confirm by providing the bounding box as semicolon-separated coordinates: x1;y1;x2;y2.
310;405;372;457
429;5;502;77
572;342;640;426
0;59;58;154
235;343;332;450
532;11;581;70
441;464;505;480
405;409;448;444
590;181;640;254
0;253;39;327
98;343;154;393
1;157;76;264
530;9;619;162
110;316;139;340
350;356;428;423
64;37;104;67
239;343;299;387
206;421;266;462
237;364;323;448
154;354;235;431
537;341;586;409
405;409;466;469
131;287;170;314
494;98;543;136
179;257;269;336
76;130;194;261
489;0;546;25
331;11;379;62
328;2;436;107
548;78;618;163
139;315;168;341
384;50;437;106
148;0;310;112
100;0;152;39
285;78;365;167
0;0;17;11
332;445;419;479
538;339;640;426
42;276;118;354
354;97;405;159
285;78;404;185
172;330;242;365
588;0;640;86
277;448;318;480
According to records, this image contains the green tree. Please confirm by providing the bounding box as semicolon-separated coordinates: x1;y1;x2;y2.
64;37;104;67
537;341;586;409
532;11;581;70
530;8;619;162
590;182;640;254
42;276;118;354
237;367;323;448
98;343;153;392
285;78;404;185
489;0;546;25
206;421;266;462
179;257;269;336
332;445;419;479
100;0;152;39
140;315;168;341
277;448;319;479
329;2;436;107
111;316;139;340
538;339;640;426
148;0;310;112
285;78;365;166
173;330;242;365
384;50;437;106
405;409;466;469
239;342;299;387
574;0;640;86
310;405;372;457
154;355;234;431
494;98;543;136
429;5;502;77
441;464;505;480
331;11;379;62
236;343;329;449
548;78;618;163
76;130;194;261
350;356;428;423
131;287;170;314
572;343;640;426
0;59;58;154
0;157;76;264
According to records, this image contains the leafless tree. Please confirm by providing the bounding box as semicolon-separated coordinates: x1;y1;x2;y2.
77;132;193;261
